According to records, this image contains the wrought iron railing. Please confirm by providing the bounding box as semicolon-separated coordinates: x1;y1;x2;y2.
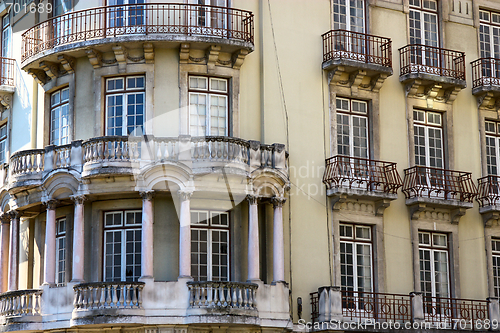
322;30;392;68
402;166;477;203
477;175;500;207
0;57;14;86
322;155;402;194
422;296;488;329
22;3;254;63
471;58;500;89
399;44;465;80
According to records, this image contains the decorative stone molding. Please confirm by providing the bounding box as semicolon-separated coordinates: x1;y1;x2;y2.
408;202;466;224
331;193;348;211
404;78;464;104
70;195;86;205
371;73;389;92
374;199;391;216
178;191;193;202
246;194;258;205
42;199;58;210
179;43;190;64
113;45;128;73
0;94;12;109
58;54;76;73
140;190;155;201
27;68;49;85
483;211;500;227
232;49;248;70
206;45;221;73
271;196;286;207
8;210;20;220
85;48;103;69
39;60;60;79
0;214;10;224
326;65;390;92
143;43;155;64
450;207;467;224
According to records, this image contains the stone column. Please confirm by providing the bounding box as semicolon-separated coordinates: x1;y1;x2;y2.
272;197;286;282
0;215;10;292
8;211;20;291
178;191;192;278
140;191;155;279
247;195;260;281
71;195;86;282
43;200;58;285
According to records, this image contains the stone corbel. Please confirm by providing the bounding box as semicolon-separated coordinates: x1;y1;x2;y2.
405;79;422;97
327;66;345;86
424;84;442;108
349;70;366;96
374;199;391;216
482;211;500;227
179;43;190;64
0;94;12;109
232;49;249;70
478;92;496;109
39;61;60;79
370;73;388;92
112;45;128;73
57;54;76;74
445;86;462;103
450;207;467;224
409;202;426;220
331;193;348;211
143;43;154;64
206;45;221;74
28;68;50;85
86;48;103;69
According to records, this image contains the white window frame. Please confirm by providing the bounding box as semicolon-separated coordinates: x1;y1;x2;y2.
191;210;229;282
1;15;11;59
189;76;229;137
479;10;500;80
189;0;228;29
336;97;369;159
105;76;145;137
492;239;500;297
418;231;450;299
0;124;7;164
50;87;70;146
55;217;66;285
413;110;444;169
409;0;439;68
333;0;365;33
103;210;142;282
107;0;145;31
485;121;500;176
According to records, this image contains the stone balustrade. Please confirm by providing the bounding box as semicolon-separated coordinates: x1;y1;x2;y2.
73;282;145;310
10;149;45;175
0;289;42;317
187;281;258;310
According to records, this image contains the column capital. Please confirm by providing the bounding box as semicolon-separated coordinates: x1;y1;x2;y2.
0;214;10;224
178;190;193;201
43;199;59;210
8;210;20;220
246;195;258;205
140;190;155;201
271;197;286;207
70;195;87;205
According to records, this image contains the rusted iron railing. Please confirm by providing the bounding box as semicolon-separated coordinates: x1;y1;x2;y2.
22;3;254;63
402;166;477;203
399;44;465;80
471;58;500;89
477;175;500;207
422;296;488;330
322;155;402;194
0;57;14;86
322;30;392;68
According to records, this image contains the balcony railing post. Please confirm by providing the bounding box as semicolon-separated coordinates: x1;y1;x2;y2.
248;140;261;169
410;292;425;323
70;140;83;170
318;286;342;322
272;143;286;170
488;297;500;328
178;135;192;162
44;145;56;174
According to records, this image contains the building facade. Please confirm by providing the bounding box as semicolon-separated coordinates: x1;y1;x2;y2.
0;0;500;332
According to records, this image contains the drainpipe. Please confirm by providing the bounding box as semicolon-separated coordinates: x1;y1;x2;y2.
259;0;264;143
31;1;40;149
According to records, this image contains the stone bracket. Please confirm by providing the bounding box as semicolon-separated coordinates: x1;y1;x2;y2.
405;78;464;104
371;73;389;92
445;86;462;103
39;61;60;79
327;66;345;86
232;49;249;70
349;70;367;96
143;43;154;64
179;43;190;64
331;193;348;211
206;45;221;73
112;45;128;73
450;207;467;224
409;202;427;220
482;211;500;227
57;54;76;74
374;199;391;216
86;48;103;69
0;93;13;109
28;68;50;85
405;79;422;97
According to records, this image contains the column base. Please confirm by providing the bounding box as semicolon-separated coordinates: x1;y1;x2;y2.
247;278;262;283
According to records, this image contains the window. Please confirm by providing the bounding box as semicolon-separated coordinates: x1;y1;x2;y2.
492;239;500;297
409;0;439;67
333;0;365;33
1;15;11;59
485;121;500;176
52;0;73;39
55;218;66;285
0;124;7;164
479;10;500;78
419;231;450;299
337;97;369;158
191;210;229;281
189;76;228;136
189;0;227;29
103;210;142;282
50;87;70;146
340;224;372;293
107;0;145;29
105;76;145;136
414;110;443;168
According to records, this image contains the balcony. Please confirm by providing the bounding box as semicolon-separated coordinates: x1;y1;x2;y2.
471;58;500;108
0;57;15;109
399;44;466;103
322;30;392;92
21;3;254;80
402;166;477;222
477;175;500;226
0;280;289;330
309;287;494;330
323;156;402;214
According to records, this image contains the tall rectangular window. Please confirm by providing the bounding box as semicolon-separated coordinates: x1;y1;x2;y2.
1;15;11;59
50;87;70;145
340;223;372;293
333;0;365;33
189;0;228;29
485;121;500;176
479;10;500;79
419;231;450;299
103;210;142;282
413;110;443;168
107;0;145;28
409;0;438;67
190;210;229;281
56;218;67;285
106;76;145;136
0;124;7;164
189;76;228;136
337;97;369;158
493;239;500;297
